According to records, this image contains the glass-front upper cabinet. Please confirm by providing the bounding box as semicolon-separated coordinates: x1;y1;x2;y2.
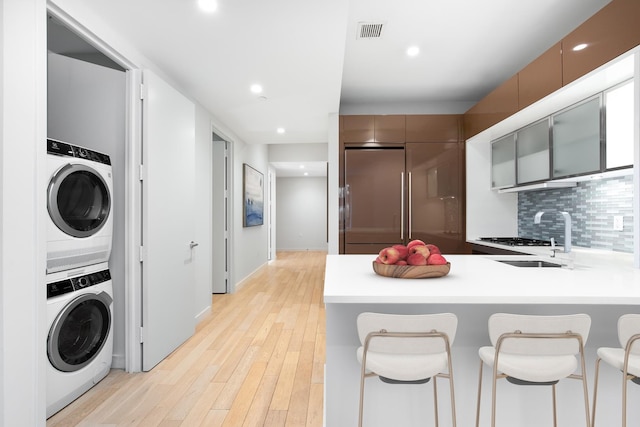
491;134;516;189
605;80;634;169
551;96;602;178
516;118;550;184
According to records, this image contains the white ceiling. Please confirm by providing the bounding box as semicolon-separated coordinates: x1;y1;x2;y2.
51;0;611;174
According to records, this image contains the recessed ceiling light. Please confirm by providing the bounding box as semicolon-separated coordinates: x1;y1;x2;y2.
407;46;420;57
198;0;217;13
277;127;286;134
304;172;309;176
250;84;263;94
573;43;588;51
299;164;305;169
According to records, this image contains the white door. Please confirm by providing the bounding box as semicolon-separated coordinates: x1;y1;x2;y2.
142;70;196;370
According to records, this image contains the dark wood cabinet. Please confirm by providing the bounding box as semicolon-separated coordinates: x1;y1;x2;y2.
339;114;466;254
518;42;562;109
343;147;405;254
562;0;640;86
406;115;460;142
374;115;405;143
342;115;374;143
464;74;519;139
341;115;405;143
465;0;640;139
406;142;465;254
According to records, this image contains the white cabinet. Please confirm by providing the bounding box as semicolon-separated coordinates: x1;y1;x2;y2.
605;80;634;169
491;134;516;189
517;118;550;183
552;96;601;178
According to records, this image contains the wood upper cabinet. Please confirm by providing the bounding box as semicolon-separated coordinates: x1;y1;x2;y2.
341;115;405;143
463;74;519;139
518;43;562;109
562;0;640;85
374;115;405;143
406;115;461;142
341;115;374;143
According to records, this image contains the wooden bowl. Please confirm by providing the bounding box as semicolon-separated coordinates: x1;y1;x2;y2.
372;261;451;279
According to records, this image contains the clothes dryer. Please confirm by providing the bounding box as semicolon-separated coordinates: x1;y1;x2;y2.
46;263;113;418
46;138;113;273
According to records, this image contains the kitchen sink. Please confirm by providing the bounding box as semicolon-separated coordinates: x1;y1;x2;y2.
495;259;562;268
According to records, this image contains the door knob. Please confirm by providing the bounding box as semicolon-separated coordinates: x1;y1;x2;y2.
190;241;199;249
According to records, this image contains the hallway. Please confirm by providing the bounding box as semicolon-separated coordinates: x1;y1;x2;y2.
47;251;327;427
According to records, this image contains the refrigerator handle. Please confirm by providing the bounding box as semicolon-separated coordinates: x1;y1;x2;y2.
345;184;351;230
408;172;412;240
400;172;404;240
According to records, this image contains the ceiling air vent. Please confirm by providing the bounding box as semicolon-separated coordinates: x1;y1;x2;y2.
357;22;385;39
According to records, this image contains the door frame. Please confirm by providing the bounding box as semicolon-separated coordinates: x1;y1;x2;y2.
268;165;277;260
211;129;234;294
46;3;143;372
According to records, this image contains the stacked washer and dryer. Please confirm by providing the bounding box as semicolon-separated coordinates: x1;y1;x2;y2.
45;138;115;418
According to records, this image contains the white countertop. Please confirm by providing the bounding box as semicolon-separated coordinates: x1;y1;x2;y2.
324;254;640;305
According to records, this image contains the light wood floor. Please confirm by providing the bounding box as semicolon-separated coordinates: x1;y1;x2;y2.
47;251;327;427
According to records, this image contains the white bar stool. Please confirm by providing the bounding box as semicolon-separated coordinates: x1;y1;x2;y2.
356;312;458;427
475;313;591;427
592;313;640;427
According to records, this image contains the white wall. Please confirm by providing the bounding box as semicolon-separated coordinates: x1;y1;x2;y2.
233;141;270;290
276;177;328;251
327;113;339;254
339;100;474;115
1;0;48;424
269;142;327;161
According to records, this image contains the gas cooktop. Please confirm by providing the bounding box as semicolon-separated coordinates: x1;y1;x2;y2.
479;237;552;247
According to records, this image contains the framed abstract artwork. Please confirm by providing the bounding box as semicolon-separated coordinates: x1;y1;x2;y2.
243;163;264;227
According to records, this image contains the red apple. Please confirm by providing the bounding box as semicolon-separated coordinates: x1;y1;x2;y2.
407;253;427;265
406;239;426;251
410;244;431;258
427;253;448;265
377;247;401;265
392;244;409;260
374;256;384;264
396;260;408;265
426;244;441;255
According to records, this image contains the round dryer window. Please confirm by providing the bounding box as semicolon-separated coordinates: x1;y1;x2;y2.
48;163;111;238
48;291;112;372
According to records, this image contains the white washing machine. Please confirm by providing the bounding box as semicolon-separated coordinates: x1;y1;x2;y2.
47;138;113;274
46;263;113;418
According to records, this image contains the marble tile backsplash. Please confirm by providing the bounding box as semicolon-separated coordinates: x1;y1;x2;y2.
518;175;634;253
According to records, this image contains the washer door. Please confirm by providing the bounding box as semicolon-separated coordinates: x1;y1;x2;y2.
48;163;111;238
48;291;112;372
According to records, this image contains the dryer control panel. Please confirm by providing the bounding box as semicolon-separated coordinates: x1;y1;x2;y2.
47;269;111;299
47;138;111;165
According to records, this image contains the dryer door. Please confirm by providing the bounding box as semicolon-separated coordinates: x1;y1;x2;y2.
47;163;111;238
48;291;112;372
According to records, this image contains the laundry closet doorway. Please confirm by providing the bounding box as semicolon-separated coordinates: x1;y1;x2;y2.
47;7;201;374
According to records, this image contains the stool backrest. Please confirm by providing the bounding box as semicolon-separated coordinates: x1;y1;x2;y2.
618;313;640;355
488;313;591;356
357;312;457;354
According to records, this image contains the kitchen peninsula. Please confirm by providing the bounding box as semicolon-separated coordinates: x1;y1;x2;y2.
324;253;640;426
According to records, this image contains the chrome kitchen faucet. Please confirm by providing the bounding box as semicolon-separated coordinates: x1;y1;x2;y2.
534;210;572;254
